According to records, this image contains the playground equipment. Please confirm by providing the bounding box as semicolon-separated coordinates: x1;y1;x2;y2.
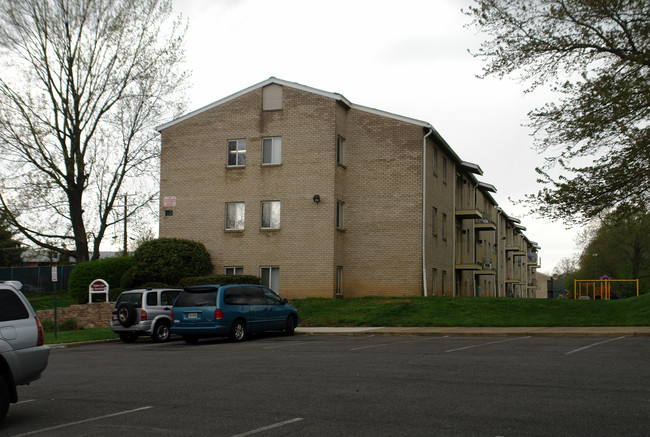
573;279;639;300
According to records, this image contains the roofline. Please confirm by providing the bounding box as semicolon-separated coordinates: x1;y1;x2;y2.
156;77;431;132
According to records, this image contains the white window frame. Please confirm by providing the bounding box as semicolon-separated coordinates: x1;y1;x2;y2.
225;266;243;275
260;266;280;293
262;137;282;165
261;201;281;229
227;139;246;167
225;202;245;230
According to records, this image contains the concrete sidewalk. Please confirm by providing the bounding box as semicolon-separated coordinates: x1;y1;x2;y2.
295;326;650;337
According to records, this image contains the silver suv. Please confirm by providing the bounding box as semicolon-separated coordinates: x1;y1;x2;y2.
0;281;50;424
110;288;182;343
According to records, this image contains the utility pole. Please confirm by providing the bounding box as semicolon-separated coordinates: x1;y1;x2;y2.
116;194;134;255
123;194;128;254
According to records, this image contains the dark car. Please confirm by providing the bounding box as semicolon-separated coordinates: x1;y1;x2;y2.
0;281;50;424
171;284;300;343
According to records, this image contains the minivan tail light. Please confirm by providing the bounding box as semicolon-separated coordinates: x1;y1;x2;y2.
141;310;147;321
215;309;223;320
35;317;44;346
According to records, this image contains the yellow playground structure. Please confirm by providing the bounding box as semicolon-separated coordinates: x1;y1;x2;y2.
574;279;639;300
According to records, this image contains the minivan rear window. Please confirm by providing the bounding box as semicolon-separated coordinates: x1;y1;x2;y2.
175;290;217;307
0;288;29;321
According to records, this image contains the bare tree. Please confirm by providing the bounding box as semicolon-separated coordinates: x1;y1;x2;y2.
0;0;188;262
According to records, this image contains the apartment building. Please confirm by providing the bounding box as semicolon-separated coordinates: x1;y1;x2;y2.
156;78;540;299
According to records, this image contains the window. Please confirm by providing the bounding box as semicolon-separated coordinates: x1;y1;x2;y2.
227;139;246;167
432;268;437;296
146;292;157;306
442;213;447;241
161;290;181;306
226;202;245;230
432;147;437;175
164;210;173;217
337;136;345;165
442;270;447;297
260;266;280;293
262;137;282;165
261;201;281;229
336;266;343;296
442;157;447;183
225;266;243;275
263;287;283;305
0;288;28;321
432;207;438;236
336;201;344;229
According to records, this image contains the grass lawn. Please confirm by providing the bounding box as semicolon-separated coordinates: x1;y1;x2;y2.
36;292;649;345
290;293;650;327
44;328;116;345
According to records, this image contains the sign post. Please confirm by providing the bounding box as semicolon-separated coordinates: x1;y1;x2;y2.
52;266;58;339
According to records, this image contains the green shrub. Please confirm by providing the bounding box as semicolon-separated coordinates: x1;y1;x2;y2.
129;238;212;287
178;275;261;287
68;256;133;303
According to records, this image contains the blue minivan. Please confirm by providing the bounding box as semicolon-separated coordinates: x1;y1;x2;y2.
171;284;300;343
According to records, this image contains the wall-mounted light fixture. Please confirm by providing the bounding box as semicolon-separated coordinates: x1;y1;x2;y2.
313;194;320;203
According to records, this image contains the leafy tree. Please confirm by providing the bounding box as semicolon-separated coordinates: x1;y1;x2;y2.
0;0;189;262
578;206;650;290
0;209;22;266
466;0;650;224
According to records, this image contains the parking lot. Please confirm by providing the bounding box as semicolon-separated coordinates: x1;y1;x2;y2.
3;334;649;436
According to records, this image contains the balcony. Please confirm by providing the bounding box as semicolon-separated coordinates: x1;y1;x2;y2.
475;218;497;231
455;263;482;271
455;208;482;219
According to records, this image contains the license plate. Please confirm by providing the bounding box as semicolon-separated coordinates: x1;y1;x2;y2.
187;312;199;319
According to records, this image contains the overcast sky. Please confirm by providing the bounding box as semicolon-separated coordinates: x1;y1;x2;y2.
169;0;582;274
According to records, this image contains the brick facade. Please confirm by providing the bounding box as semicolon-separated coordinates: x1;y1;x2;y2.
157;78;540;298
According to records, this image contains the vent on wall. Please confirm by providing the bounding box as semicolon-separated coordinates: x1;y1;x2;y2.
263;84;283;111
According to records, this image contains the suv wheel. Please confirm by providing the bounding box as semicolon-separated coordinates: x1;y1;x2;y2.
0;376;9;424
229;319;246;342
119;333;138;343
152;321;171;343
117;303;137;327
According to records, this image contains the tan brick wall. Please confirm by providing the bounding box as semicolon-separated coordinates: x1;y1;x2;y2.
424;139;454;297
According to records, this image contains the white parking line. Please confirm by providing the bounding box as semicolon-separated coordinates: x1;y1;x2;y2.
229;417;304;437
15;399;36;405
350;336;449;351
565;336;626;355
445;336;531;353
10;406;153;437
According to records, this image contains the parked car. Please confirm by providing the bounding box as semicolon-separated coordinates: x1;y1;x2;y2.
110;288;182;343
171;284;300;343
0;281;50;424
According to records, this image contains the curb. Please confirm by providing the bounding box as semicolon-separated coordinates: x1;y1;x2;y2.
295;326;650;338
